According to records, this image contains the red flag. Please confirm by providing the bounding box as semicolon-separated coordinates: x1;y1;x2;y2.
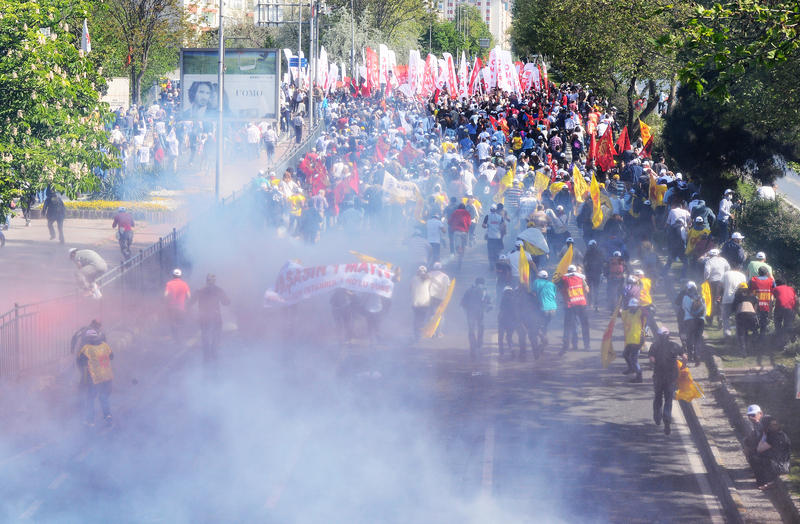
468;57;483;96
596;130;616;171
422;54;437;97
615;126;631;154
587;133;598;162
639;136;653;159
365;47;379;95
375;135;389;163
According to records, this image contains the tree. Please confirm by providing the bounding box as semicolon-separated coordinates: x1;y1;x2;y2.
511;0;686;135
91;0;186;106
0;0;117;217
426;5;492;57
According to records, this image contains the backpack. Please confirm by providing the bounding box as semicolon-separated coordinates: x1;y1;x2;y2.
690;295;705;318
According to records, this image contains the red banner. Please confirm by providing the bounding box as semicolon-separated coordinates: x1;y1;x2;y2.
365;47;379;95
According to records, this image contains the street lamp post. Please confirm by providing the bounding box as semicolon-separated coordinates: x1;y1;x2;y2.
216;0;224;201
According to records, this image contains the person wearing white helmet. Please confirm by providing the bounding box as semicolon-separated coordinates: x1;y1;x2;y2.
648;327;686;434
411;266;432;341
680;280;706;363
112;206;135;259
620;298;646;382
558;263;591;354
507;240;534;279
531;269;558;348
746;251;773;280
717;188;737;241
483;204;506;270
494;252;513;302
164;268;191;344
70;248;108;299
460;277;491;359
703;248;730;325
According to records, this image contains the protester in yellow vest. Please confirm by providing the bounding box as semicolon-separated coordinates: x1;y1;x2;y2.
620;298;646;383
77;329;114;426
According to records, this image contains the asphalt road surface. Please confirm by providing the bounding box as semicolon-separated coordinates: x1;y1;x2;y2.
0;222;725;523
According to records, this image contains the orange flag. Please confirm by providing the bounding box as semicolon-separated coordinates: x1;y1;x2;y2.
676;360;705;401
572;164;589;205
639;119;651;146
590;173;603;229
601;303;621;368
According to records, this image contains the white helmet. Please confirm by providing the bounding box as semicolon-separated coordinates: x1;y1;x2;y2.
172;268;182;277
537;270;548;279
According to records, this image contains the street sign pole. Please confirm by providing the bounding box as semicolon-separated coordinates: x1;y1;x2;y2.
216;0;224;201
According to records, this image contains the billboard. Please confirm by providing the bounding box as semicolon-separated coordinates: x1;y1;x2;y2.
180;48;279;121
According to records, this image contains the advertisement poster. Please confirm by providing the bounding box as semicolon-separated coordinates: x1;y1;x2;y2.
180;48;279;121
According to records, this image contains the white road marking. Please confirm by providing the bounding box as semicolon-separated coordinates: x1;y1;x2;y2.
481;424;496;497
47;472;68;490
17;499;42;520
0;442;46;469
673;404;725;523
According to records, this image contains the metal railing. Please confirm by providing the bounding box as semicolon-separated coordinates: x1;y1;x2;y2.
0;123;324;380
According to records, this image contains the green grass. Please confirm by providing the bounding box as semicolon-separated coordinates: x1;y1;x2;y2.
702;318;799;370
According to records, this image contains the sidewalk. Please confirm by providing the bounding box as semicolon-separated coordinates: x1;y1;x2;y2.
0;135;304;314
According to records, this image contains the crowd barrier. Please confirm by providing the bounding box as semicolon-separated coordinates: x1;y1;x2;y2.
0;124;323;380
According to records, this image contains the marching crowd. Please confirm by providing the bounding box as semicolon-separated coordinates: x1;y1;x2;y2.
65;77;795;486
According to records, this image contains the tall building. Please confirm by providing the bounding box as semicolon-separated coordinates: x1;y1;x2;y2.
438;0;512;49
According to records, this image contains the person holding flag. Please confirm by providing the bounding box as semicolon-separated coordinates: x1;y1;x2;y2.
620;298;647;383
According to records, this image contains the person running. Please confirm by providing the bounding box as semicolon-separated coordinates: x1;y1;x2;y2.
460;277;491;359
77;329;114;427
531;270;558;348
111;206;135;259
42;189;66;243
621;298;647;383
605;250;627;310
681;281;706;363
193;274;231;364
411;266;431;341
164;268;191;344
648;327;686;435
69;248;108;299
428;262;451;336
483;205;506;270
559;265;591;354
448;203;471;270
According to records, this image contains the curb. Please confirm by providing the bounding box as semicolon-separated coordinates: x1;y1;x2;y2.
711;355;800;522
680;396;746;523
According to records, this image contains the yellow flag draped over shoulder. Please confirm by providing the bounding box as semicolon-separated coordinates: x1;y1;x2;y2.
422;278;456;338
519;246;530;286
601;303;621;368
533;170;550;199
590;173;603;229
701;280;713;317
639;119;651;146
572;165;588;204
552;244;573;282
676;360;705;401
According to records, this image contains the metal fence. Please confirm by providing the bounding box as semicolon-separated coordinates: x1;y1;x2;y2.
0;124;323;380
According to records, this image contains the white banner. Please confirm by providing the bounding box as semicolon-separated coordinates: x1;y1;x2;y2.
379;44;390;86
264;261;395;306
382;172;420;203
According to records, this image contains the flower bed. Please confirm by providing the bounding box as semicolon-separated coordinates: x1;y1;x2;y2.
64;200;171;212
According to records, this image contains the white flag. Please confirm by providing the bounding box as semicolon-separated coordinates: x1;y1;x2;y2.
81;18;91;53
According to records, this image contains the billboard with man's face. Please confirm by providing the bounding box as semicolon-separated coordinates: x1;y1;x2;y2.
180;48;279;121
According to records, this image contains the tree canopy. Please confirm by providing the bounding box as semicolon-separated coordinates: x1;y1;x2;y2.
0;0;117;215
426;5;493;58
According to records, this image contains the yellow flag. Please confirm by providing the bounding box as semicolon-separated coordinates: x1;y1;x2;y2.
495;168;515;202
676;360;705;401
590;173;603;229
701;280;713;317
533;170;550;199
422;278;456;338
519;246;530;286
552;244;573;282
549;181;566;196
349;250;394;269
572;165;588;204
639;119;651;146
601;303;621;368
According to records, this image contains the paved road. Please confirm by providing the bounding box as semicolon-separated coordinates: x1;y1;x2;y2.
776;175;800;208
0;214;726;522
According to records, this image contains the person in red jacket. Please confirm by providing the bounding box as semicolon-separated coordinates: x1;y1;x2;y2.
749;266;774;337
448;203;472;269
772;278;797;347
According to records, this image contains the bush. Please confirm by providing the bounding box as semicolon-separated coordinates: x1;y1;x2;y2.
738;194;800;287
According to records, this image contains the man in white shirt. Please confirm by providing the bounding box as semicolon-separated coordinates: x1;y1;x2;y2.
428;262;451;336
246;122;261;159
426;214;446;266
721;268;747;336
703;248;730;325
